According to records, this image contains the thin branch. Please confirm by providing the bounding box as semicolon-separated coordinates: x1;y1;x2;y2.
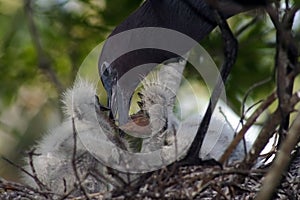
235;77;272;156
0;177;53;199
255;110;300;200
222;4;300;171
240;90;300;170
219;91;277;164
71;117;91;199
27;148;48;191
267;5;299;147
241;77;272;120
1;155;49;191
218;106;235;132
235;16;260;37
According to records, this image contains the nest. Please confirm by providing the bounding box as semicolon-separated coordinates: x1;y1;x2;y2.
1;152;299;200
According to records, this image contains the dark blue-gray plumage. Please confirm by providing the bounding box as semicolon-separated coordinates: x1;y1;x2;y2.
99;0;268;124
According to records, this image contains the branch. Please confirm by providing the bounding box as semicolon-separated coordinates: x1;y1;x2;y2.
240;77;272;121
255;110;300;200
219;91;277;164
26;148;49;191
1;155;49;192
267;5;299;146
235;16;260;37
239;90;300;170
71;117;91;199
0;177;52;199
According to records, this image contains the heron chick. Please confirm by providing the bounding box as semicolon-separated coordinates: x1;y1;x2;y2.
22;79;127;196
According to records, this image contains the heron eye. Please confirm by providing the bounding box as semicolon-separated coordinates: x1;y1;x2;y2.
101;62;110;77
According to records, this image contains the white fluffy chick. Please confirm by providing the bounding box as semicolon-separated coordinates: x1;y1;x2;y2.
138;59;185;152
137;59;250;164
22;79;125;196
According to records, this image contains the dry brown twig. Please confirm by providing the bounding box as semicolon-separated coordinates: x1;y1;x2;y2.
26;148;50;191
1;155;49;192
220;1;300;167
256;110;300;199
71;117;92;200
240;90;300;170
239;2;300;170
219;91;277;164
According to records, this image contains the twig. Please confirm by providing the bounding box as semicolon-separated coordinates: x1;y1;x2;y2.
236;77;272;146
1;155;49;191
219;104;251;163
240;90;300;170
255;110;300;200
211;184;230;200
221;47;299;164
218;106;235;132
71;191;106;200
0;177;53;199
27;148;49;191
241;77;272;121
235;16;260;37
267;5;299;147
106;168;127;188
71;117;91;199
219;91;277;164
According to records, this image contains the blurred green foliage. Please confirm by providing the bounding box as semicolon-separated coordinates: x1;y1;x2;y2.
0;0;143;181
0;0;299;181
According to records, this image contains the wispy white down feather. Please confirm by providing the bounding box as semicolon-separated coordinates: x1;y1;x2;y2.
141;59;186;116
61;78;119;138
139;59;251;164
61;78;98;122
139;60;186;152
24;81;93;193
23;79;126;196
22;121;112;196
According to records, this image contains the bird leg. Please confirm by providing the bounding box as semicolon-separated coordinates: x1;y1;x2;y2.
182;5;238;166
